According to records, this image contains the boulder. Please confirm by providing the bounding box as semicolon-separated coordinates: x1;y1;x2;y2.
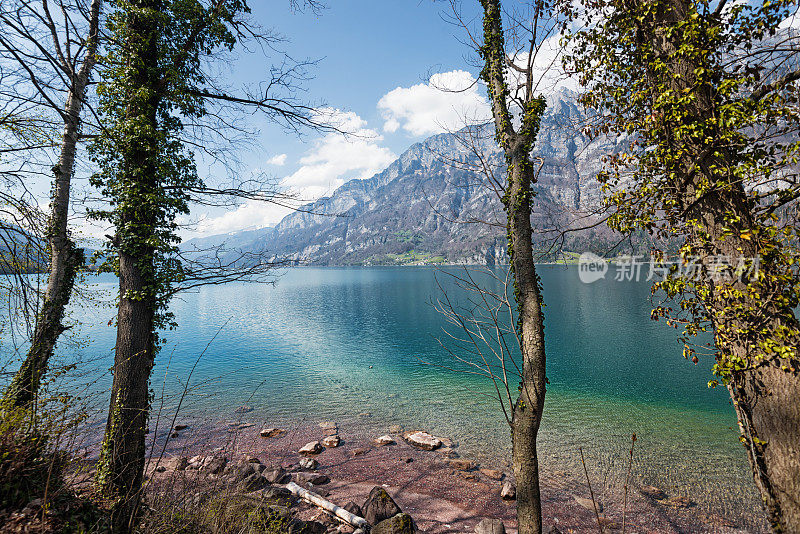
174;424;188;431
241;473;268;492
639;485;667;500
372;514;415;534
404;431;442;451
363;486;402;525
263;467;289;484
234;405;253;413
299;457;319;470
500;481;516;500
299;441;323;455
343;501;363;517
163;456;188;471
352;448;367;457
447;459;476;471
479;468;504;480
373;435;396;446
203;457;227;475
294;472;330;485
475;518;505;534
321;435;341;448
260;427;286;438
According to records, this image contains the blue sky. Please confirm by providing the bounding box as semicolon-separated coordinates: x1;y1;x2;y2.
187;0;499;236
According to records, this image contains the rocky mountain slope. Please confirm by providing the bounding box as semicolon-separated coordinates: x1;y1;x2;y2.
189;89;630;265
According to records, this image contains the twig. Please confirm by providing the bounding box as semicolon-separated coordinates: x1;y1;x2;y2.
622;433;637;534
579;446;604;534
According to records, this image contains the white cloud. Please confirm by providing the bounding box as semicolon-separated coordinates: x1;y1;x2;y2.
507;33;578;97
193;109;396;237
266;153;287;166
378;70;491;136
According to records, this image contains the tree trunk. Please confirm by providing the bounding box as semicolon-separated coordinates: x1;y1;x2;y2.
477;1;549;531
2;0;101;410
95;250;156;533
507;158;547;534
94;2;161;531
637;0;800;529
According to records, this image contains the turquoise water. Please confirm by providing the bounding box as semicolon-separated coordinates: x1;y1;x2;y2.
1;266;761;524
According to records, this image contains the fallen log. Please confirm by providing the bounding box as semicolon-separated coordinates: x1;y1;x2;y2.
285;482;370;529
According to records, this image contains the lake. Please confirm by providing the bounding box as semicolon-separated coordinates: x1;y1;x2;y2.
0;265;762;526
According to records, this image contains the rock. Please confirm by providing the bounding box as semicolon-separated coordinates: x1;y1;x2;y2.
447;459;476;471
294;472;329;485
155;465;167;473
263;467;289;484
260;427;286;438
358;412;372;418
234;405;253;413
163;456;189;471
319;421;338;430
545;526;563;534
639;485;667;500
234;462;257;480
500;481;516;500
343;501;363;517
255;463;267;473
241;473;268;492
372;513;415;534
174;424;188;431
573;496;602;513
456;471;479;481
170;432;179;438
388;424;404;433
363;486;402;525
480;468;504;480
245;456;261;464
299;457;319;470
337;525;356;534
661;496;694;508
203;456;227;474
404;431;442;451
288;519;327;534
262;486;293;500
352;448;367;457
321;435;341;448
374;435;396;446
399;457;413;463
475;518;505;534
299;441;323;455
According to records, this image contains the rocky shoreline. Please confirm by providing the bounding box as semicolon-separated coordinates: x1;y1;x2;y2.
133;415;763;534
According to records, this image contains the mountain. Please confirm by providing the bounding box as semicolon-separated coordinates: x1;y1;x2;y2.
186;89;630;266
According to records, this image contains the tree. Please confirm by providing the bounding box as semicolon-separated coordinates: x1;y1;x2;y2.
89;1;335;530
0;0;103;411
566;0;800;530
474;1;551;532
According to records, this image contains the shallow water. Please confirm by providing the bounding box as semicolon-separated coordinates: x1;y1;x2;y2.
1;266;763;527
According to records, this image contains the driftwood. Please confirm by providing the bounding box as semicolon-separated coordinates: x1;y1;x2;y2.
285;482;370;529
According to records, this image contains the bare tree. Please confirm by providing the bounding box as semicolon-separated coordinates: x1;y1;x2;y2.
0;0;102;411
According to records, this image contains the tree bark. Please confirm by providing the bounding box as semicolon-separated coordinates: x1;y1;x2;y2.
634;0;800;529
94;2;161;531
479;1;548;532
2;0;101;410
